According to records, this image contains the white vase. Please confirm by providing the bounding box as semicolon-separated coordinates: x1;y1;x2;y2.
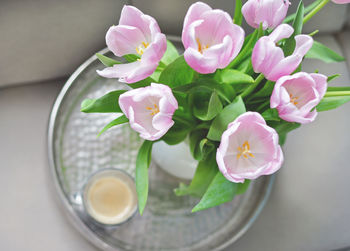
151;140;197;180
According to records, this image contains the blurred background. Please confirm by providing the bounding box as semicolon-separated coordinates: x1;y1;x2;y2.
0;0;350;250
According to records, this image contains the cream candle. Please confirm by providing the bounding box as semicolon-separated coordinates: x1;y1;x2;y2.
83;169;137;225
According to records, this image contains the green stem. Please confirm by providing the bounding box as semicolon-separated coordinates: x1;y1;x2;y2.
241;74;265;98
303;0;330;24
173;114;194;127
324;91;350;97
284;0;323;24
226;28;259;69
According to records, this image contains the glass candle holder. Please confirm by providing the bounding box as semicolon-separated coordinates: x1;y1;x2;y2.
82;168;137;226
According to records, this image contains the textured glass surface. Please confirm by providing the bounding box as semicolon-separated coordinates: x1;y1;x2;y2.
49;47;274;251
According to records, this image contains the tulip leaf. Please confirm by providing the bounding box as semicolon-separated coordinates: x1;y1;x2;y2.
175;152;218;198
189;129;207;161
123;54;140;62
316;96;350;112
219;69;255;85
252;80;275;98
270;120;301;145
161;123;190;145
161;110;193;145
234;0;243;25
136;140;153;215
327;87;350;92
237;179;251;195
305;41;345;63
80;90;127;113
192;172;238;212
327;74;340;82
161;40;180;65
174;79;235;104
284;0;323;24
96;53;121;67
128;77;154;89
98;115;129;137
262;108;280;121
283;1;304;56
159;56;194;88
227;28;259;69
207;96;246;141
193;91;223;121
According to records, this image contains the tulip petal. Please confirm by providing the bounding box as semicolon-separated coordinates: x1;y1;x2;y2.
184;47;218;74
119;5;152;38
310;73;328;99
96;61;140;79
106;25;146;57
268;23;294;42
217;112;283;183
182;2;212;47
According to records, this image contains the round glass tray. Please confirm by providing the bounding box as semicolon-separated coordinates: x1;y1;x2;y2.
48;38;274;251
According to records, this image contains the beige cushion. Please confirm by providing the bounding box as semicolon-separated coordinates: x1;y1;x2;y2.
0;0;126;88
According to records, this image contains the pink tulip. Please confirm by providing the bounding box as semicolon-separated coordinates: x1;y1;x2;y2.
216;112;283;183
332;0;350;3
242;0;291;30
97;6;167;83
119;83;178;141
270;72;327;124
182;2;245;74
252;24;313;81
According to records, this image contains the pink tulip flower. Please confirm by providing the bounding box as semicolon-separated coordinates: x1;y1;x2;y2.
270;72;327;124
182;2;245;74
332;0;350;3
252;24;313;81
216;112;283;183
119;83;178;141
97;6;166;83
242;0;291;30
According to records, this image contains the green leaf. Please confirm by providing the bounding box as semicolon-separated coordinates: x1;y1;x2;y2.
234;0;243;25
174;152;218;197
159;56;194;88
128;77;154;89
123;54;140;62
192;172;238;212
81;90;127;113
252;81;275;98
207;96;246;141
219;69;254;86
284;0;323;24
96;53;121;67
327;74;340;82
174;79;235;104
305;41;345;63
283;1;304;56
161;110;193;145
193;91;223;121
199;138;215;160
262;108;280;121
271;121;301;145
317;96;350;112
237;180;251;195
189;129;207;161
327;86;350;92
98;115;129;137
161;40;179;65
227;28;259;69
136;140;153;215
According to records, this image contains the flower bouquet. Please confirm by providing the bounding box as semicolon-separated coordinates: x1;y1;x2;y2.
80;0;350;215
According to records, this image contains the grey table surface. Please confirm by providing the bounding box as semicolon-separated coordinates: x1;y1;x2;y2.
1;34;350;250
